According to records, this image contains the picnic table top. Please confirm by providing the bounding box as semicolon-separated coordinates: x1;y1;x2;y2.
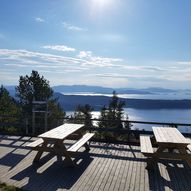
152;126;190;145
38;123;84;140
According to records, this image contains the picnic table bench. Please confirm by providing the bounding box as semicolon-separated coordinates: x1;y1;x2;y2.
26;123;94;166
140;127;191;169
140;135;154;155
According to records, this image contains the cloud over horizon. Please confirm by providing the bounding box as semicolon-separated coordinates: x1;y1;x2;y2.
43;45;76;52
0;48;191;88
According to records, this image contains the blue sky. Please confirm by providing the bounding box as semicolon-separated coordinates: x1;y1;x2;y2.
0;0;191;89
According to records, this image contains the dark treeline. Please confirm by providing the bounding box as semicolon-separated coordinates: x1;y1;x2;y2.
0;71;131;141
0;70;65;135
54;93;191;111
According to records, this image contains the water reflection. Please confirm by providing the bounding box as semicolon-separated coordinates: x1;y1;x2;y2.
67;108;191;133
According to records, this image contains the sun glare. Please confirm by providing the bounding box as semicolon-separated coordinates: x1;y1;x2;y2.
87;0;117;17
91;0;112;9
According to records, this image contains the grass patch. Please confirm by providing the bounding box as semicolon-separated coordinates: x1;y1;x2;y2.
0;182;23;191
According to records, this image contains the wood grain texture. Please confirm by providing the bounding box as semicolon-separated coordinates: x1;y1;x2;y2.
1;135;191;191
153;127;190;145
38;123;84;140
67;133;94;152
140;135;154;154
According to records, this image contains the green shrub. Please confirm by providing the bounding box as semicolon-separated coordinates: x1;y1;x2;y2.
0;182;23;191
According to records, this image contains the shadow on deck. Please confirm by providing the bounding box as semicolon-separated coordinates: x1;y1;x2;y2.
0;135;191;191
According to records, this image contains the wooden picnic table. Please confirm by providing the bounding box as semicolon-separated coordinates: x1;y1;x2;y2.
27;123;94;166
140;126;191;169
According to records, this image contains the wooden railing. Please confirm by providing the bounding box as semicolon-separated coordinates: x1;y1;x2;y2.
0;115;191;141
65;117;191;136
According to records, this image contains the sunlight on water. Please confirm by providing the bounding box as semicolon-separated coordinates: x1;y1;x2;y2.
62;92;191;100
67;108;191;133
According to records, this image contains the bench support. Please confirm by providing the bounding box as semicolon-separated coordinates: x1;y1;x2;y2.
28;132;94;166
140;136;191;169
33;140;48;163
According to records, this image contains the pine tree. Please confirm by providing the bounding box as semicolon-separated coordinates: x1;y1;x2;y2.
98;91;125;128
72;104;93;127
16;70;53;115
0;85;21;133
98;91;129;140
16;70;65;132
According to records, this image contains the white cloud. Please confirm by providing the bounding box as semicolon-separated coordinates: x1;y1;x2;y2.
43;45;76;52
0;48;123;71
121;65;169;72
0;48;121;71
62;22;85;31
87;73;161;80
177;61;191;66
35;17;45;22
1;48;191;88
77;51;92;59
77;50;123;67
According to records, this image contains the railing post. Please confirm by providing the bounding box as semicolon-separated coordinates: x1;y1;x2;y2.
25;117;28;135
32;109;35;135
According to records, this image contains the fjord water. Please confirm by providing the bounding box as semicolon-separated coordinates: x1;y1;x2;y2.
67;108;191;133
123;108;191;133
66;92;191;133
62;91;191;100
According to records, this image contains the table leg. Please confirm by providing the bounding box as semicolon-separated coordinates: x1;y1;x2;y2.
179;147;191;168
56;140;75;167
147;146;166;169
53;140;63;162
33;140;48;163
84;143;90;151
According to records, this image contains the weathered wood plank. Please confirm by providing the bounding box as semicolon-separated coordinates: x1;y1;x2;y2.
67;133;94;152
39;123;83;140
118;145;132;191
102;147;121;191
140;135;154;154
71;144;106;191
129;147;138;191
26;138;44;148
153;127;190;145
91;146;115;191
87;146;114;191
1;135;191;191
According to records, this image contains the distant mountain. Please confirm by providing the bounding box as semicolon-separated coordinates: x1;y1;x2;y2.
116;88;153;94
142;87;177;93
4;85;191;102
3;85;191;110
53;85;114;94
52;85;191;95
52;85;183;95
4;85;16;97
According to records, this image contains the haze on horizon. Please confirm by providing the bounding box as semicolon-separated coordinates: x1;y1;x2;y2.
0;0;191;89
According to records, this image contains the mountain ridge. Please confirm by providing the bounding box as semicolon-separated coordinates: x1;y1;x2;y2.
52;85;190;95
3;85;191;110
5;85;191;94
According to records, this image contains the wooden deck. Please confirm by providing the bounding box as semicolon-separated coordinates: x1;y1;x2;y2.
0;135;191;191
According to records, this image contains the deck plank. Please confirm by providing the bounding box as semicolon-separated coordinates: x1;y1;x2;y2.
1;135;191;191
118;145;132;191
71;144;106;191
92;145;116;191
